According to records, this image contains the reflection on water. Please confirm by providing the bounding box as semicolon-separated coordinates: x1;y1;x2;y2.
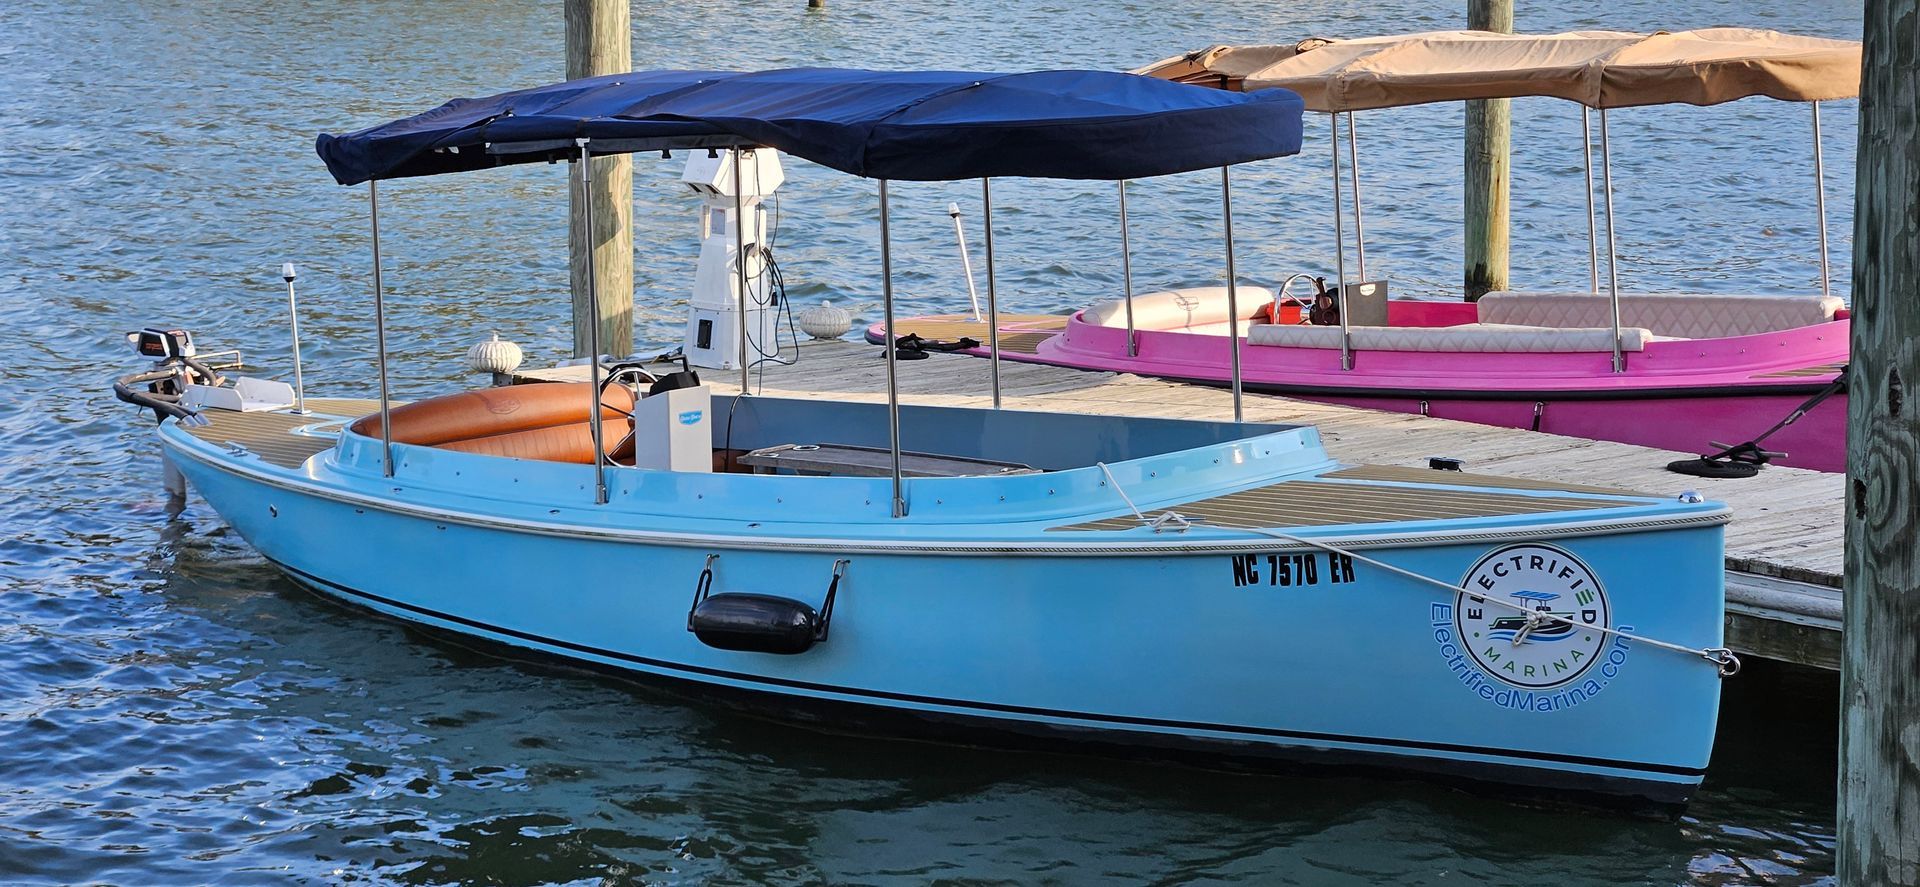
0;0;1852;882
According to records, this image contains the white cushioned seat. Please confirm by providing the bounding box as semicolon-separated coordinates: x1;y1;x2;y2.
1477;291;1842;339
1081;286;1274;332
1246;322;1653;352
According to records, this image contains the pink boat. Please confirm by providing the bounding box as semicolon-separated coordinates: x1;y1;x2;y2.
870;289;1848;471
872;30;1861;473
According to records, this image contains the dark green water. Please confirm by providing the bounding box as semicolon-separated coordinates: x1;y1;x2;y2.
1;0;1855;882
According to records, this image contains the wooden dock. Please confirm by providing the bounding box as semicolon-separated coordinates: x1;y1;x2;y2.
523;339;1845;669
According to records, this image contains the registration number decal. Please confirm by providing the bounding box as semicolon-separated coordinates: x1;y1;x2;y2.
1229;552;1355;588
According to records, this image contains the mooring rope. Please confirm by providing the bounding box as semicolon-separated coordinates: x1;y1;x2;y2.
1094;462;1741;676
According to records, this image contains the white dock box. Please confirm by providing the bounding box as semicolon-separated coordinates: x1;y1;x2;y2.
631;384;712;473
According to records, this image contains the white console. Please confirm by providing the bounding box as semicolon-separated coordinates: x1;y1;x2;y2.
630;384;712;473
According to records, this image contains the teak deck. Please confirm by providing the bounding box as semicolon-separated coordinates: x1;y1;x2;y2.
521;338;1843;669
1055;480;1637;532
181;398;386;469
887;314;1066;356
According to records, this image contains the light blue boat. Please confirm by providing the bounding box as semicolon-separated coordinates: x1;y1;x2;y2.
118;68;1736;810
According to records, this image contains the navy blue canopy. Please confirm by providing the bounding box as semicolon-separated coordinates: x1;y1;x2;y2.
316;68;1305;185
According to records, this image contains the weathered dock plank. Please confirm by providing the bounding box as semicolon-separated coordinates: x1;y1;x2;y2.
523;338;1844;668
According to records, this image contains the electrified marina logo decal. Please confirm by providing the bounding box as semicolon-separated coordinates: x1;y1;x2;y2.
1429;543;1633;713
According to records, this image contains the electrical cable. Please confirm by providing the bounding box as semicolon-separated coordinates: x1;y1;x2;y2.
736;201;786;393
743;225;800;373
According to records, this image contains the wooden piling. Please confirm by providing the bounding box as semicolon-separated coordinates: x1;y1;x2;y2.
1840;0;1920;881
1463;0;1512;302
565;0;634;358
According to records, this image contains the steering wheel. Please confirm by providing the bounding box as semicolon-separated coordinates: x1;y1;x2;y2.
596;363;660;464
1272;273;1319;325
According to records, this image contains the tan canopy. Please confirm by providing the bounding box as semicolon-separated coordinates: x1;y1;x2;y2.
1136;28;1861;111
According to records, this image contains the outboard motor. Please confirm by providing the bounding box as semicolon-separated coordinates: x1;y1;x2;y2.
687;557;847;654
131;327;196;362
113;327;226;423
112;326;241;501
1307;277;1341;326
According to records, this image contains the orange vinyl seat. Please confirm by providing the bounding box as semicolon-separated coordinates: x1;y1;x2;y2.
351;382;637;464
435;420;637;463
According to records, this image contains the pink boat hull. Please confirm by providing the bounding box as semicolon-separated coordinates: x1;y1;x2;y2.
870;304;1850;472
1309;390;1846;473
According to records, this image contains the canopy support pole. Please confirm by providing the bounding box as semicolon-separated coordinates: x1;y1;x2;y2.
1598;109;1625;374
1329;114;1353;371
577;141;610;504
982;178;1002;409
733;148;752;393
1582;106;1600;294
1119;180;1137;357
879;180;906;517
1346;113;1368;282
1812;100;1832;300
368;181;394;478
1223;166;1244;424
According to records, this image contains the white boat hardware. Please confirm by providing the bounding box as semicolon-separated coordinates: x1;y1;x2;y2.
281;261;306;414
947;202;983;322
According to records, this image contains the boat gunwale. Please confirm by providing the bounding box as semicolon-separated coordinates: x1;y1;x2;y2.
162;419;1731;557
987;312;1850;388
863;324;1850;398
